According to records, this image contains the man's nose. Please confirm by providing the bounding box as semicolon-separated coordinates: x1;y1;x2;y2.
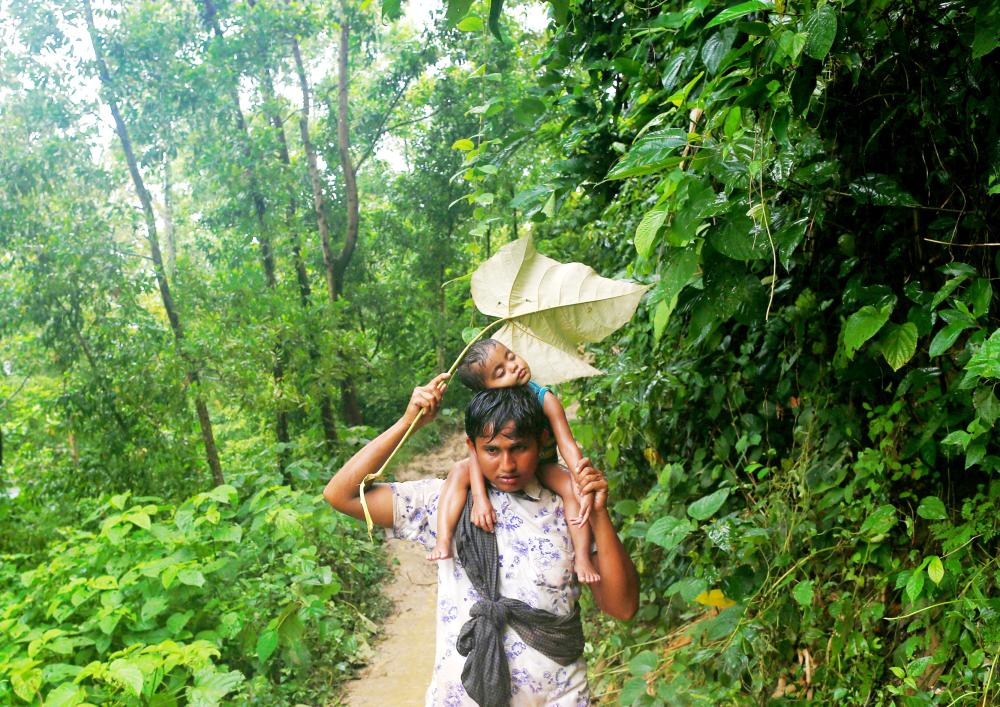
499;451;515;471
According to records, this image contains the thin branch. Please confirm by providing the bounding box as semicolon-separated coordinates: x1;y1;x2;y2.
353;80;418;171
924;238;1000;248
1;376;30;411
355;107;444;171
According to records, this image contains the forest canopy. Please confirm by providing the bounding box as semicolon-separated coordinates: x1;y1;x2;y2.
1;0;998;704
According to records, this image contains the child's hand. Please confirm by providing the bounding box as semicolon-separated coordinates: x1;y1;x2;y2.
471;496;496;533
573;491;594;527
574;457;608;514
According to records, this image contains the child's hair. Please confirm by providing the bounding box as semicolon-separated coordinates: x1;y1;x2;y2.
465;386;546;443
455;338;501;391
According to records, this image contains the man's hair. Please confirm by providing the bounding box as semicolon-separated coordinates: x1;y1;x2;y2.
456;338;502;391
465;386;546;443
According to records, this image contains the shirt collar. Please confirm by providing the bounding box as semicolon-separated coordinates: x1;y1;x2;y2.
517;477;544;502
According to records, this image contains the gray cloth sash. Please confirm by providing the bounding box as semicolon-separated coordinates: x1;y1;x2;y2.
454;491;585;707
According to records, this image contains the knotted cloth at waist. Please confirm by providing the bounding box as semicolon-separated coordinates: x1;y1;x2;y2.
454;491;585;707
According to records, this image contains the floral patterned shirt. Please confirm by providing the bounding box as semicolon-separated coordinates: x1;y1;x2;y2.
387;477;591;706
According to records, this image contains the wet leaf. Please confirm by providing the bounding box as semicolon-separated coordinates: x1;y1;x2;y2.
688;488;730;520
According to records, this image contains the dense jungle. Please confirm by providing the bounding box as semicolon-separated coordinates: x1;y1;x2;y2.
1;0;998;704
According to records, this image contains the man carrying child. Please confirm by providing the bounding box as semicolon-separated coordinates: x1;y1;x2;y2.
323;372;639;706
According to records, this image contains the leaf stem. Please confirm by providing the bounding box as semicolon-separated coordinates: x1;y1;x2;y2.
358;316;511;537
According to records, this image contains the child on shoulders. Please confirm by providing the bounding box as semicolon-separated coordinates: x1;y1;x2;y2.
427;339;600;584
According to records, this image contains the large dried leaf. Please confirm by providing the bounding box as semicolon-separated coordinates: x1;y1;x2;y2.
471;236;649;385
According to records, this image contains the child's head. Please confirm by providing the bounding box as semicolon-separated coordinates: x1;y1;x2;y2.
456;339;531;391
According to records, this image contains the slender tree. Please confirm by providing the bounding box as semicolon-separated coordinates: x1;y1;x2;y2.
291;21;362;425
82;0;223;486
198;0;292;476
260;64;340;451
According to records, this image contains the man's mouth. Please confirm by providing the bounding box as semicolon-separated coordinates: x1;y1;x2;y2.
496;474;519;485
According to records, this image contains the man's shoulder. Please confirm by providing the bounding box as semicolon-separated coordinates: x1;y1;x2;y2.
387;477;444;549
391;476;445;501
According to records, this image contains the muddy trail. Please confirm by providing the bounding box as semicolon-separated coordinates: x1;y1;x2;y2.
336;429;468;706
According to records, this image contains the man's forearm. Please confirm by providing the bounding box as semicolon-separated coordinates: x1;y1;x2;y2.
322;416;411;525
589;508;639;620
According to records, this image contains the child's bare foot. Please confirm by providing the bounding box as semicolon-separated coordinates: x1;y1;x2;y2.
575;556;601;584
426;537;452;561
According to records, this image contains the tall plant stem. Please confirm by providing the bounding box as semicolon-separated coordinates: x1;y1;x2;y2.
358;317;511;536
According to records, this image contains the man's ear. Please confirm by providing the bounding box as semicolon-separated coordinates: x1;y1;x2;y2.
465;436;476;453
539;429;551;447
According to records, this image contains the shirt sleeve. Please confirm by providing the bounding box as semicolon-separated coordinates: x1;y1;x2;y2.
386;478;444;551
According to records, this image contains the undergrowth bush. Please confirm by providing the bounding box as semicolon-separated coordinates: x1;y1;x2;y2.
0;483;387;705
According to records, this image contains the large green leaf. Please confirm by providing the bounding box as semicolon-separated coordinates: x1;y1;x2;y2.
687;488;730;520
964;328;1000;381
842;300;894;360
929;320;975;356
606;128;687;180
972;2;1000;59
42;683;87;707
487;0;506;40
445;0;474;24
701;28;736;75
108;659;144;697
859;504;897;541
879;322;917;371
708;211;770;260
803;5;837;60
381;0;403;21
916;496;947;520
635;208;668;258
187;670;244;707
848;174;918;207
651;247;699;341
704;1;769;29
256;629;279;662
792;580;814;607
646;516;695;550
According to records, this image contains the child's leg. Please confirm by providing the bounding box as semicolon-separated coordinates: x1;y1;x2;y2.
538;463;601;584
428;459;471;561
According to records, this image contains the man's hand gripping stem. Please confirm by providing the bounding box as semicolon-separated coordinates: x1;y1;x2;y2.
358;372;449;536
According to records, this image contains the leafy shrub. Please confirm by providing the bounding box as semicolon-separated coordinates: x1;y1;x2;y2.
0;483;387;705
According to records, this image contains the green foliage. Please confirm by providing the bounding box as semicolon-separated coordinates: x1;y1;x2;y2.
0;485;387;705
444;0;999;702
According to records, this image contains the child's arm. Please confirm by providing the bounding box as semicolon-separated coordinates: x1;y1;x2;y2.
542;392;593;524
538;463;601;583
428;459;471;560
468;448;496;532
542;391;583;472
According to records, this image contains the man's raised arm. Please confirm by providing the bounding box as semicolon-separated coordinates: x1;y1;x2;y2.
576;459;640;620
323;373;450;527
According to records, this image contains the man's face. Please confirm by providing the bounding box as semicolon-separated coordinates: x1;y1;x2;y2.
466;421;540;492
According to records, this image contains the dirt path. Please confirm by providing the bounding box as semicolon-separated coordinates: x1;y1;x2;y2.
337;429;468;706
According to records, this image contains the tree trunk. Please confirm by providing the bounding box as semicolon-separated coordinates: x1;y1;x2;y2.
292;26;363;427
199;0;292;476
162;154;176;280
261;65;339;451
83;0;223;487
291;39;338;304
